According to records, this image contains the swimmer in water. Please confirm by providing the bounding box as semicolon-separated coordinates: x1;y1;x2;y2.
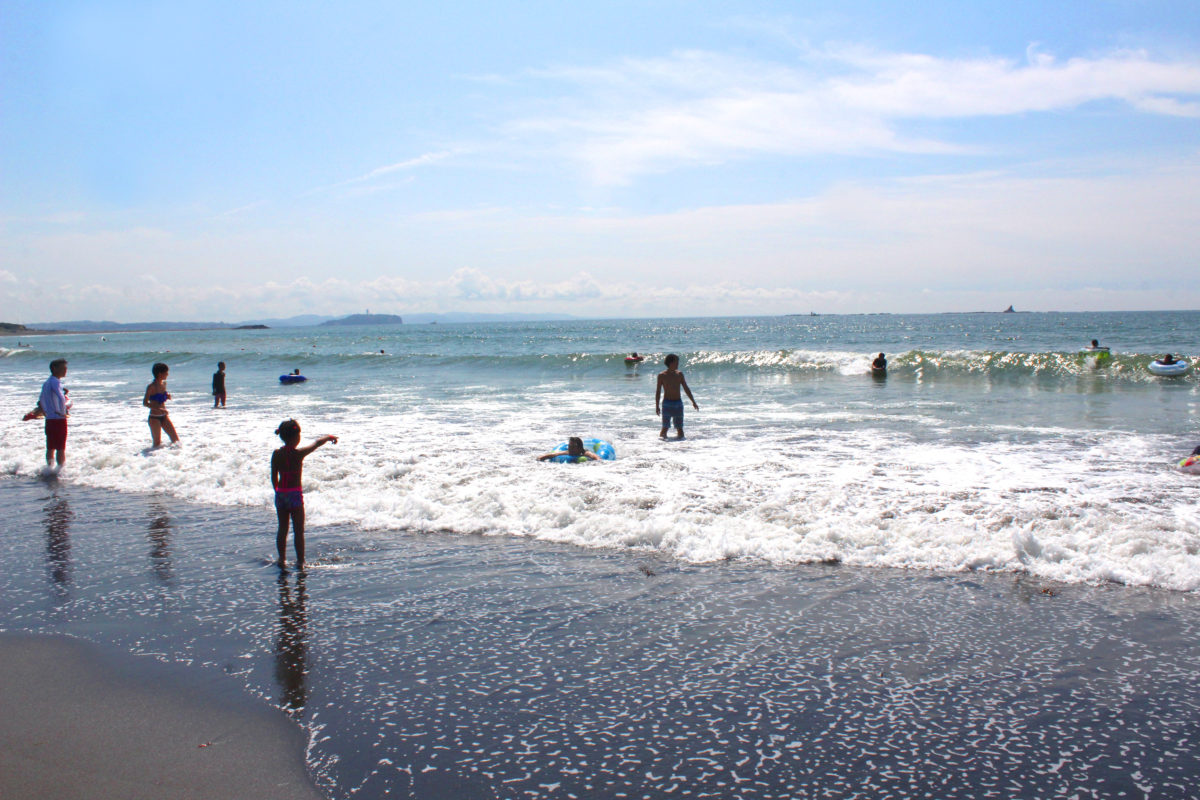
143;362;179;447
537;436;600;462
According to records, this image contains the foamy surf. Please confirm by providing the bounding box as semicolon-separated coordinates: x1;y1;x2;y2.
2;312;1198;591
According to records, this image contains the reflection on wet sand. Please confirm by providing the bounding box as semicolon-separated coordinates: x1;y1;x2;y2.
275;572;309;715
147;503;173;583
43;492;72;597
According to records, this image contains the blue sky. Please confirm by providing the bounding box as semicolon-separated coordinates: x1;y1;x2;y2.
2;0;1199;321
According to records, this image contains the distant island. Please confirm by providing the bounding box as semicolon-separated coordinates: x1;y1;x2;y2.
320;313;404;326
16;311;580;332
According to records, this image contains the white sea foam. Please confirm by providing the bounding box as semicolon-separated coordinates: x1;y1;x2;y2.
2;376;1198;592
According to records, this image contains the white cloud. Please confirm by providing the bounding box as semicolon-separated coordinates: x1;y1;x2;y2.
298;150;459;199
344;150;456;184
3;156;1198;320
510;47;1200;184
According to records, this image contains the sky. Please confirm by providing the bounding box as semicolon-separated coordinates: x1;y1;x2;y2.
2;0;1199;322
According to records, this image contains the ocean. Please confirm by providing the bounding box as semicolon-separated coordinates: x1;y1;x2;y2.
2;311;1200;798
3;311;1199;589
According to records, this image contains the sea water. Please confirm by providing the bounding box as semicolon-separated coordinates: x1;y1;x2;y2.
4;311;1200;799
1;311;1199;590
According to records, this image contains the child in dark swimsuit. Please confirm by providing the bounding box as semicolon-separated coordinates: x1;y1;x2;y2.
271;419;338;569
537;436;600;462
143;362;180;447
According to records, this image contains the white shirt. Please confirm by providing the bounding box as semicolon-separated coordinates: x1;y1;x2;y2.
39;375;67;419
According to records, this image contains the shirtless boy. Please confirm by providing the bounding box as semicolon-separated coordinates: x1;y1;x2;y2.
655;353;699;439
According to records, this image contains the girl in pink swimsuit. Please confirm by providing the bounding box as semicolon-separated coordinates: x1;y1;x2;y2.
271;419;337;569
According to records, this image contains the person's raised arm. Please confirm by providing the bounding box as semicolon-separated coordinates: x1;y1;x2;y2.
655;373;664;413
297;434;338;457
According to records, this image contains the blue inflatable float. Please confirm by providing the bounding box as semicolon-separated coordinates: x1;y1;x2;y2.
549;438;616;463
279;374;307;384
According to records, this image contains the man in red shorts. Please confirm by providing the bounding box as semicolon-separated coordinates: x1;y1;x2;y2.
40;358;69;468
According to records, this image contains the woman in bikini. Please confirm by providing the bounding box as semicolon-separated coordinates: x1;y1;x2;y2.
271;419;338;569
143;362;180;447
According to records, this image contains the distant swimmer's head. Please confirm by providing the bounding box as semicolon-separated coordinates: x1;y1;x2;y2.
567;436;585;456
879;353;886;359
152;362;169;378
664;353;679;368
49;358;67;376
217;361;225;370
1192;445;1200;456
276;419;301;444
1091;340;1099;348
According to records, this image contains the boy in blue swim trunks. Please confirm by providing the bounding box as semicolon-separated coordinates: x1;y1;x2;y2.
656;353;699;439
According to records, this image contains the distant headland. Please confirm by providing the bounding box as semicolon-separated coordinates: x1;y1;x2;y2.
9;311;579;333
320;313;404;326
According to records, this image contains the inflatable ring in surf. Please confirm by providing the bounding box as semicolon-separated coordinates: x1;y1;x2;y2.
1178;455;1200;475
549;438;616;463
625;356;644;364
280;374;307;384
1148;359;1190;377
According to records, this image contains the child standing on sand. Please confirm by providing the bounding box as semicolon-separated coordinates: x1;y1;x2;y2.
655;353;699;439
271;419;337;569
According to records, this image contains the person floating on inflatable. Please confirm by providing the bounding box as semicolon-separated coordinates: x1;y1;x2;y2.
538;436;601;462
625;352;644;364
1149;354;1190;376
872;353;887;372
1178;445;1200;475
1081;339;1112;367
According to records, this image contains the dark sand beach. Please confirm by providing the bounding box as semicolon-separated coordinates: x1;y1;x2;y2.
2;477;1199;798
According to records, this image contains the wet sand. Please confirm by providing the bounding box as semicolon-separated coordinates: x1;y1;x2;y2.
2;477;1200;798
0;633;325;800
